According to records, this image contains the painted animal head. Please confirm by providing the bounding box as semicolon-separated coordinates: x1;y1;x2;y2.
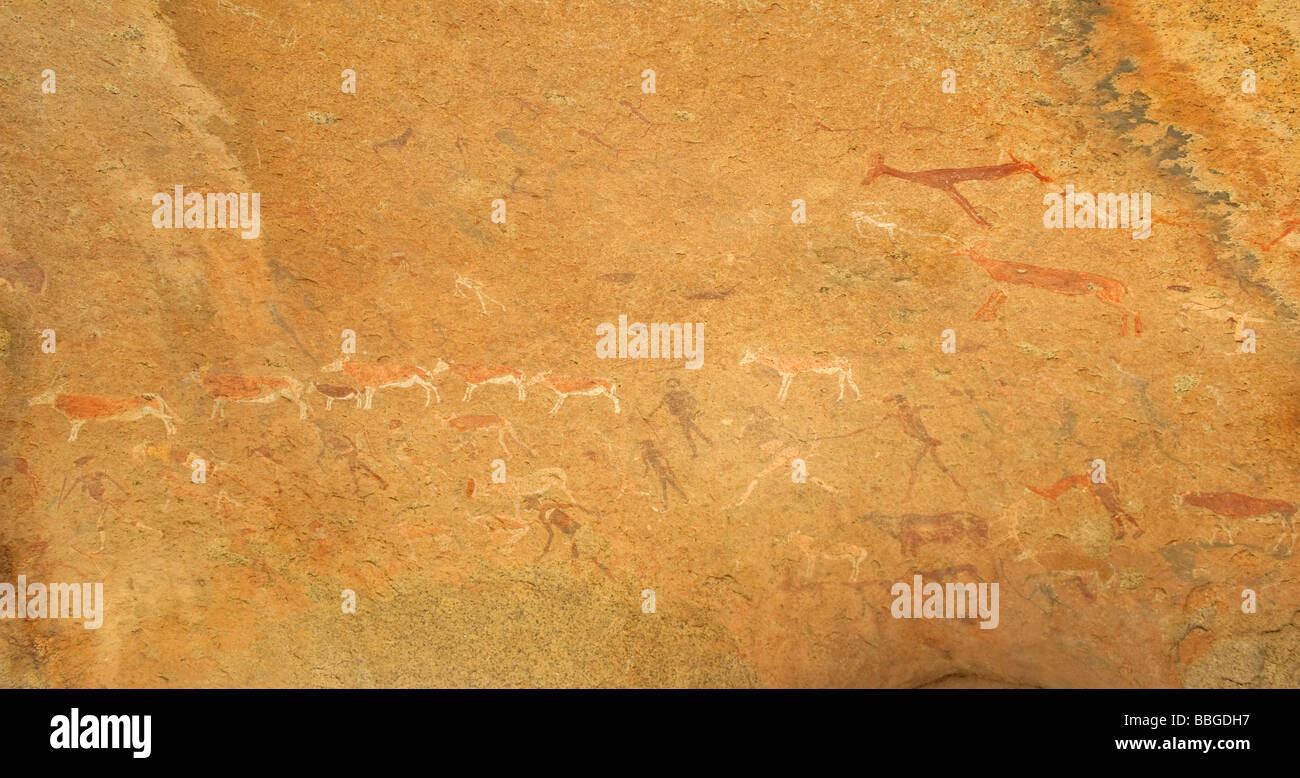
430;359;450;375
28;390;56;406
739;348;758;366
321;358;346;373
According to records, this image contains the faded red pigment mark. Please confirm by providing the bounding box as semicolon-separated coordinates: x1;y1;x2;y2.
900;122;944;134
576;128;620;156
862;152;1052;226
372;126;413;153
0;254;46;294
1028;474;1143;539
814;120;870;133
1248;215;1300;252
952;243;1141;337
620;99;666;136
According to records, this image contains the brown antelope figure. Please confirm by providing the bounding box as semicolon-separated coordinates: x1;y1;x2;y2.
312;383;359;410
432;360;526;402
952;243;1141;337
739;348;861;403
528;372;620;414
440;413;533;456
29;391;177;442
861;152;1053;226
1181;492;1295;554
322;358;438;408
188;370;309;420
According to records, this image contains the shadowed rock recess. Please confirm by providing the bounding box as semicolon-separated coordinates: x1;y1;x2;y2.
1;0;1297;688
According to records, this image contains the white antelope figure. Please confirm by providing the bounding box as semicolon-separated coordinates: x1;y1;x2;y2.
787;531;869;583
453;274;506;315
187;369;309;419
322;358;439;408
29;391;178;442
739;348;861;403
528;372;620;414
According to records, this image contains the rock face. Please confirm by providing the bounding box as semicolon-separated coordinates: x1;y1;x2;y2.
1;0;1297;688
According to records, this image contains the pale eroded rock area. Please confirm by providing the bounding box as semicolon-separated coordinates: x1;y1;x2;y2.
1;0;1297;687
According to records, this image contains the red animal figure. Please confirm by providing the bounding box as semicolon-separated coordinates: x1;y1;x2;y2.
952;243;1141;337
311;383;359;410
1181;492;1295;553
893;512;988;557
188;369;308;419
528;372;619;414
861;152;1052;226
432;360;526;402
739;348;861;403
440;413;533;456
322;358;438;408
1029;473;1143;539
29;391;177;442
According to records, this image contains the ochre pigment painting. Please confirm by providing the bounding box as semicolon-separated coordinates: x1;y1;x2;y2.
2;0;1298;689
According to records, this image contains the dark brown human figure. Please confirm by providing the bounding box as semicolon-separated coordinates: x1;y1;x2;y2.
885;395;964;500
639;440;688;512
320;433;387;492
861;152;1052;226
647;379;711;456
523;495;615;580
1028;473;1143;539
59;467;127;553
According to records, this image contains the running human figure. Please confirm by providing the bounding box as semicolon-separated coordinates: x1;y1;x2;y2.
647;378;712;456
639;440;688;513
885;394;964;501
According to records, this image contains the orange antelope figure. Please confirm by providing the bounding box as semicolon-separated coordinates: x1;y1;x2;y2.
528;372;620;414
29;391;177;442
432;360;526;402
321;358;439;408
952;243;1141;337
861;152;1052;226
440;413;533;456
187;370;309;420
739;348;861;403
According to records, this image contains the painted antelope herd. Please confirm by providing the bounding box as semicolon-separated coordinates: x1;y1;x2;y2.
11;148;1296;610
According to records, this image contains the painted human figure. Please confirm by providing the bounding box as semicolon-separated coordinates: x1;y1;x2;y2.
639;440;688;512
647;378;712;456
